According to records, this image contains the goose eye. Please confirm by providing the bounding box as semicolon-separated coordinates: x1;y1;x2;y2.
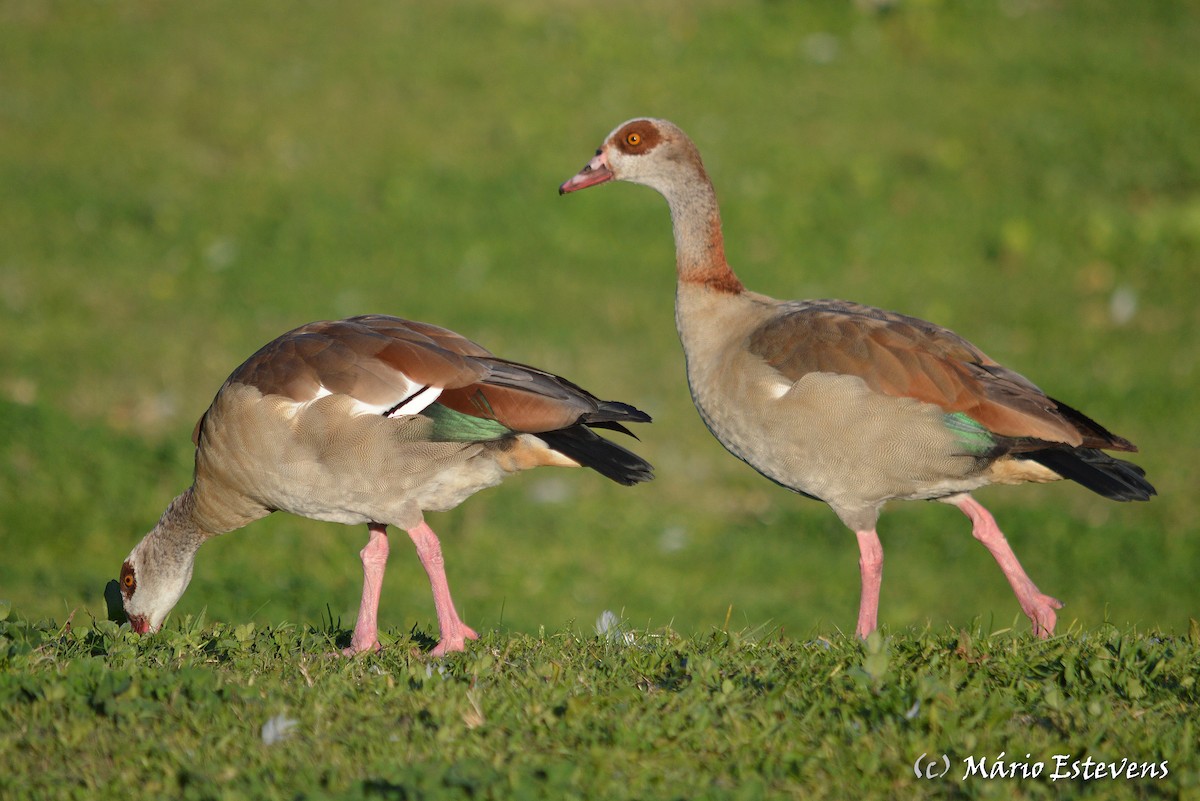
626;132;642;147
122;572;135;590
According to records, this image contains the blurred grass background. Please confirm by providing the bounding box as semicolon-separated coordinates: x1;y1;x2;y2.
2;0;1196;641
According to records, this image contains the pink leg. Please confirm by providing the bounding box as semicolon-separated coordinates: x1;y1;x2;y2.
344;523;389;656
406;520;479;657
854;528;884;639
951;495;1062;638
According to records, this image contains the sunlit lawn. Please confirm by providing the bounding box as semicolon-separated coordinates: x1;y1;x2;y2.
2;0;1197;672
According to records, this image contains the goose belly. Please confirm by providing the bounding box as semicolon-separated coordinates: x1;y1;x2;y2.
686;364;989;511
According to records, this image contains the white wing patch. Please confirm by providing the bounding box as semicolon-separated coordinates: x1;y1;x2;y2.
278;378;445;419
383;384;443;418
766;379;794;399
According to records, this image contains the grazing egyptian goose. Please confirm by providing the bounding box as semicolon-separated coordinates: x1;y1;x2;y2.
113;314;652;656
560;117;1154;638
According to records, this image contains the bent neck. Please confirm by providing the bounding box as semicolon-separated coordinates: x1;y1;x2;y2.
148;488;208;555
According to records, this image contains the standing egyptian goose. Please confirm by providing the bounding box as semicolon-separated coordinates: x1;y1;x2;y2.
560;118;1154;638
113;314;652;656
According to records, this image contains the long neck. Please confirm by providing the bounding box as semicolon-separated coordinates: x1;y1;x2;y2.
130;487;207;610
148;487;208;558
660;170;744;294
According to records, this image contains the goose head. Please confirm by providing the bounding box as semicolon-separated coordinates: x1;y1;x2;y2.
559;118;704;197
116;535;196;634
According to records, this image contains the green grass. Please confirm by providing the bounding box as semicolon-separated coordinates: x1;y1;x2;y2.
2;613;1196;799
2;0;1199;796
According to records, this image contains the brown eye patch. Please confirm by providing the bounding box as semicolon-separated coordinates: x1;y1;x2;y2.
614;121;661;154
120;561;136;594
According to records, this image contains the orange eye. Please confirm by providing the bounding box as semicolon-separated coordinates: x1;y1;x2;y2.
123;573;134;588
626;132;641;146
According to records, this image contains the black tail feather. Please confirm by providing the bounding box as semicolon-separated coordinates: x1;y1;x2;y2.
1046;395;1138;452
587;400;652;426
1021;447;1156;502
586;420;641;440
539;425;654;486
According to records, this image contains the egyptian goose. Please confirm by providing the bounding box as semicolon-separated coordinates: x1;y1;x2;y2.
113;314;652;656
560;118;1154;638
